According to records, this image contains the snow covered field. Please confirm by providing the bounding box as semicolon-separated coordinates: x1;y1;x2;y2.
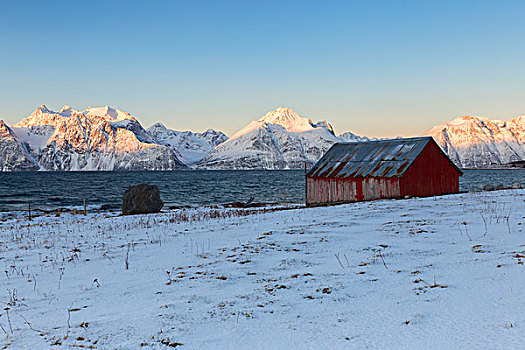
0;191;523;349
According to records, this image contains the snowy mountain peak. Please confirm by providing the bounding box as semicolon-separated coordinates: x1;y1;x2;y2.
149;122;167;130
28;105;55;118
85;106;134;121
17;105;64;127
0;120;10;134
198;107;361;170
36;105;50;113
202;128;222;136
259;107;300;123
16;105;134;128
425;114;525;168
458;115;478;120
58;105;80;117
258;107;319;133
449;115;494;126
314;120;335;135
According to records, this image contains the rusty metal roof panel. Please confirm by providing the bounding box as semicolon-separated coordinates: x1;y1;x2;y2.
307;137;432;179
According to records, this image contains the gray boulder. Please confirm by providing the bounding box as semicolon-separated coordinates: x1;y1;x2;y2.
122;184;163;215
511;182;522;189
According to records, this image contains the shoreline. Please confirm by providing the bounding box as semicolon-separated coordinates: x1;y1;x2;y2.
0;201;304;223
0;188;517;223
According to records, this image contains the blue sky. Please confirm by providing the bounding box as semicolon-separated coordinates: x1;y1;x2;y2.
1;0;524;137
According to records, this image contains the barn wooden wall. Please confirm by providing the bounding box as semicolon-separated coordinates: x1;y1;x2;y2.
399;142;459;197
306;178;359;205
306;177;400;205
362;177;400;201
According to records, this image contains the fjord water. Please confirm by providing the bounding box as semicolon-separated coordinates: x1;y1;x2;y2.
0;169;524;212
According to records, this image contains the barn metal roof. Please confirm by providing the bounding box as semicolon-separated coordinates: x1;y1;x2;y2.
307;137;460;179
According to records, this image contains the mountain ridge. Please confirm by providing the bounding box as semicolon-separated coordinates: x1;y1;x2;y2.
0;105;367;171
4;105;525;171
424;114;525;168
4;106;187;171
147;123;228;164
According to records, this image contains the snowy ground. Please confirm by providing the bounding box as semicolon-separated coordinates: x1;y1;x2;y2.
0;190;523;349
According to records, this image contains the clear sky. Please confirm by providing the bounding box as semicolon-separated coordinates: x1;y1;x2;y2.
1;0;524;137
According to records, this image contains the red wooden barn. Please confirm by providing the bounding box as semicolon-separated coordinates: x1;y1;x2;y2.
306;137;462;206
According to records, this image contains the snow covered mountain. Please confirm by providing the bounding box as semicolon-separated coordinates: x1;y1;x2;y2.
147;123;228;164
197;107;366;169
0;120;40;171
1;104;368;171
339;131;370;143
425;115;525;168
4;105;186;171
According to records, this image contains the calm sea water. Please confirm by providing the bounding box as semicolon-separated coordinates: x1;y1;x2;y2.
0;169;524;212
